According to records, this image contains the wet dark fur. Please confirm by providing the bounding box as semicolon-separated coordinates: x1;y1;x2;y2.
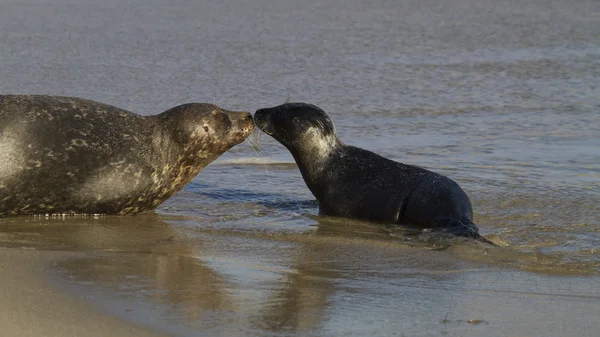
0;95;254;217
255;102;493;243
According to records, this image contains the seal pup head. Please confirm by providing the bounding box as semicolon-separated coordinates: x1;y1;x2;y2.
159;103;254;162
254;103;340;161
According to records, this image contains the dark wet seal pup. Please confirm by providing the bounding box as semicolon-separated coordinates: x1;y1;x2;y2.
254;102;494;244
0;95;254;217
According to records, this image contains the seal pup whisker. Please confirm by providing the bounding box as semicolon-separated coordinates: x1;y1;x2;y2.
246;130;264;152
254;102;494;244
246;130;272;182
247;134;269;160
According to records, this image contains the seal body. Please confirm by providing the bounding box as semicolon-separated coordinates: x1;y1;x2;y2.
254;102;485;238
0;95;254;217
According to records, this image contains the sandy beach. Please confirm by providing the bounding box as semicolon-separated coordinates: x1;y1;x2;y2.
0;247;167;337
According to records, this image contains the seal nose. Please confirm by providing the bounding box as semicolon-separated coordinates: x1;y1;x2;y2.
229;111;254;140
253;109;267;126
242;112;254;132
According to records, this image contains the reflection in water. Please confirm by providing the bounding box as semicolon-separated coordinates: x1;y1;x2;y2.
0;215;232;333
64;254;235;331
0;211;599;336
0;215;472;336
250;243;335;334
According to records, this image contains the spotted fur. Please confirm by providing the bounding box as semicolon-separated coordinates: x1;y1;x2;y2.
0;95;254;217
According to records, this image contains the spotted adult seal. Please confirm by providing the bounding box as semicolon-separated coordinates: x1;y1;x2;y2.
254;102;491;241
0;95;254;217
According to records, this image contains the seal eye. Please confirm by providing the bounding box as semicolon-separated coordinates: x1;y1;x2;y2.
204;126;209;132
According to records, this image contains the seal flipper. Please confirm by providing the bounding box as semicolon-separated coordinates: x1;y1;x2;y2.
434;217;496;246
434;217;478;236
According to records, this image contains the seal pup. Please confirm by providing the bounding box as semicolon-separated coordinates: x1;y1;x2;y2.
0;95;254;217
254;102;491;241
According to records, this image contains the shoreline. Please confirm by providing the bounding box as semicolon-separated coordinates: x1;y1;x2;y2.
1;222;599;337
0;247;169;337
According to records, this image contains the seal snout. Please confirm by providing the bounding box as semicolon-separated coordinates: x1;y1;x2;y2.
228;111;255;143
253;108;273;135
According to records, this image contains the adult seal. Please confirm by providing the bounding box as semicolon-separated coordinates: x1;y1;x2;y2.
0;95;254;217
254;102;492;242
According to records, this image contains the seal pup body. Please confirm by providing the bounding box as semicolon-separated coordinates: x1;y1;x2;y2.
0;95;253;217
254;102;487;239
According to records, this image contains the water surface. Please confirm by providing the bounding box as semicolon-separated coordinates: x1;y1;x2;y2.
0;0;599;336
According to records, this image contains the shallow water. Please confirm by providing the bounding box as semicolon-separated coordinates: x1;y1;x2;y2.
0;0;599;336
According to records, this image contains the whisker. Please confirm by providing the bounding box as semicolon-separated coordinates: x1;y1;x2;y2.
247;132;265;153
252;128;264;149
245;132;271;183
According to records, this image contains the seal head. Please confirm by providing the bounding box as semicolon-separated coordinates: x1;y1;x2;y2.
255;103;340;171
159;103;254;162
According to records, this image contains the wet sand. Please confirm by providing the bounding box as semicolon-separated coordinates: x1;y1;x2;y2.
0;247;167;337
0;214;598;337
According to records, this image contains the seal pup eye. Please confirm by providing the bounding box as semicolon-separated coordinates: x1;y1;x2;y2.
204;126;209;132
